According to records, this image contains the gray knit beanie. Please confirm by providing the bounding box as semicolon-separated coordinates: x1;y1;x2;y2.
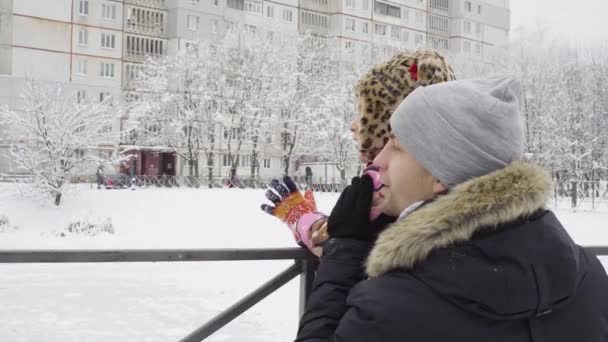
390;76;524;187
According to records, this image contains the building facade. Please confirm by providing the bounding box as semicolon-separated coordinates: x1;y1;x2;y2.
0;0;509;182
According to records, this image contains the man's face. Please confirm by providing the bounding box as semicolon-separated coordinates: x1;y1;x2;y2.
372;136;445;216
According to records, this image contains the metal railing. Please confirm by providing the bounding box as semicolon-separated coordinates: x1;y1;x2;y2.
2;246;607;341
0;247;317;342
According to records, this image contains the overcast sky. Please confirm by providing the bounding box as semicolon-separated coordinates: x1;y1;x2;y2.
509;0;608;43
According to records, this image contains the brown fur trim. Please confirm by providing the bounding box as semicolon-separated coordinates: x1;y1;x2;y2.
365;162;553;277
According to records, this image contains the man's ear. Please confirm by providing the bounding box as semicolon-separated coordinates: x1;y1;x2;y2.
432;178;448;195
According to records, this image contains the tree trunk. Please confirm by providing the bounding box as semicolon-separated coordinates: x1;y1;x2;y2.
283;155;290;176
188;159;194;187
194;158;200;187
250;150;258;180
207;152;214;189
54;192;62;206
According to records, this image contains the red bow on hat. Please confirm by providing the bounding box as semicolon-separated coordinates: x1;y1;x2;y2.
409;63;418;81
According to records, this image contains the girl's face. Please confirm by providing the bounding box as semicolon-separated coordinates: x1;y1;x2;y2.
350;96;368;163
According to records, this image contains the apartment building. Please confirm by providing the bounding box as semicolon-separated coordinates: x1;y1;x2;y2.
0;0;510;180
0;0;125;173
295;0;508;59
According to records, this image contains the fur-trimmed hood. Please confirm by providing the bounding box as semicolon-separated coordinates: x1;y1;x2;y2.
366;162;553;277
365;162;591;320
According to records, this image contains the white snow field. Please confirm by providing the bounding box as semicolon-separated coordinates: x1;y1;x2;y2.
0;185;607;342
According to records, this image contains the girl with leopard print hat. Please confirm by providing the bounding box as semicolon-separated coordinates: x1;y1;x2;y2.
261;50;455;256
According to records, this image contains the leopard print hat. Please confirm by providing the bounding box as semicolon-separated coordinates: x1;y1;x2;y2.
355;50;455;162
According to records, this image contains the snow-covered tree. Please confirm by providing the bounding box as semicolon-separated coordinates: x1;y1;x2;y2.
0;79;114;205
130;44;222;186
270;32;335;175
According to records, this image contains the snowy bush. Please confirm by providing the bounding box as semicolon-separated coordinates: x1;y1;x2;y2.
0;215;17;233
57;217;115;237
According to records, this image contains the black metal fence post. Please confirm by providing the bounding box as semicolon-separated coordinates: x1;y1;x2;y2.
299;256;318;319
572;180;578;208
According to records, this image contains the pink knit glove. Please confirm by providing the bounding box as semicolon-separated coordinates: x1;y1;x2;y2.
261;176;327;251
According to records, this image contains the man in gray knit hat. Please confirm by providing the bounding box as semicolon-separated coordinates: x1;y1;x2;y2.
295;76;608;342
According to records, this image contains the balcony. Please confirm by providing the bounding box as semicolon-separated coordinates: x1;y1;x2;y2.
299;0;330;13
124;0;166;10
125;7;167;37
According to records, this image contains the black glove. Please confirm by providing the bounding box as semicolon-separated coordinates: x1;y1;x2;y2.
327;175;380;242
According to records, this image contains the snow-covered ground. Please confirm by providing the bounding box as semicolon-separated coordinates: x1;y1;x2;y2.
1;184;607;341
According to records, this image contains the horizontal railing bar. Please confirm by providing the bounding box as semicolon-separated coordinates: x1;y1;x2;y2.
584;246;608;256
180;261;303;342
0;247;607;263
0;248;311;263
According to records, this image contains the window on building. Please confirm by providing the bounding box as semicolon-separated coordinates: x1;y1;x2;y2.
102;3;117;20
429;15;449;34
345;41;353;49
211;19;218;33
301;12;328;28
225;20;235;31
263;158;270;168
214;0;219;6
99;92;112;103
346;18;355;32
416;11;423;24
282;9;293;22
240;155;250;167
415;33;424;45
374;1;400;18
267;31;274;40
246;1;262;14
101;33;116;49
266;5;274;17
187;15;200;31
374;23;386;36
75;149;85;159
99;150;113;160
78;29;88;46
402;29;409;42
190;0;200;2
464;1;472;12
362;22;369;33
402;8;409;21
78;59;88;75
362;0;369;10
77;90;87;104
463;40;471;54
464;21;471;33
430;0;449;11
79;0;89;16
346;0;356;9
429;35;448;49
477;4;482;14
227;0;245;10
100;63;115;78
390;26;400;39
475;43;481;54
223;154;229;167
244;24;256;34
476;22;482;33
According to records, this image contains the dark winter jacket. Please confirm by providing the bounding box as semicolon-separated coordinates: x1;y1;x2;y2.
296;162;608;342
